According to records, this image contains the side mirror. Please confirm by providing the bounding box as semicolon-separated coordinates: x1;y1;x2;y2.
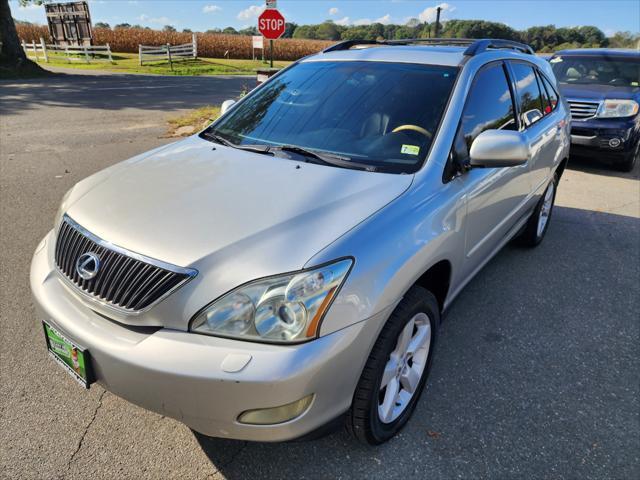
521;109;543;127
220;99;236;115
469;130;529;168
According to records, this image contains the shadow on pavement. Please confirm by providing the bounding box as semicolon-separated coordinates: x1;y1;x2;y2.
192;205;639;480
567;153;639;180
0;72;252;115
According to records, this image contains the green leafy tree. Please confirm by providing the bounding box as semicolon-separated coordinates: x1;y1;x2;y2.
383;24;399;39
222;26;238;35
393;26;419;40
292;25;318;39
238;26;258;36
608;31;640;49
316;21;341;40
283;22;298;38
114;23;132;29
442;20;520;41
163;25;176;32
94;22;110;29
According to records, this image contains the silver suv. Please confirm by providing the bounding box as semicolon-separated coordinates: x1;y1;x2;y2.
31;38;570;445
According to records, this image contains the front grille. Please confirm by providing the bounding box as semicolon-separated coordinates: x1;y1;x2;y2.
568;100;600;120
55;216;197;313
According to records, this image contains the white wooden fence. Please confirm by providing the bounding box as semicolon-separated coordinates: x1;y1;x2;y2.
139;33;197;70
22;38;113;63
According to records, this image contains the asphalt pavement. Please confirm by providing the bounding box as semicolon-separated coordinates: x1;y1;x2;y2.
1;71;638;480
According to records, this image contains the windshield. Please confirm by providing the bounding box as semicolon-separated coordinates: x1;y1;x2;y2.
203;61;458;173
550;55;639;87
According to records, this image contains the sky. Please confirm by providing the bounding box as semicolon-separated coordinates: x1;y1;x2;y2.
10;0;640;36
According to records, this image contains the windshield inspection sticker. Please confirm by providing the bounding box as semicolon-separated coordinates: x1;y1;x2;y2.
401;144;420;156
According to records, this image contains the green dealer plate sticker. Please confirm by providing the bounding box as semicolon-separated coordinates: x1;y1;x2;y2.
42;321;93;388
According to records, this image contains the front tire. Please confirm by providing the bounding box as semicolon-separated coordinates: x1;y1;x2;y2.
518;172;558;247
616;140;639;173
346;286;439;445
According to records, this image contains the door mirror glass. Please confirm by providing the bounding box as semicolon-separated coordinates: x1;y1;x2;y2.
522;109;543;127
469;130;528;168
220;99;236;115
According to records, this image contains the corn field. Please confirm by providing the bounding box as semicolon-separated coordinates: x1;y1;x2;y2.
16;25;333;61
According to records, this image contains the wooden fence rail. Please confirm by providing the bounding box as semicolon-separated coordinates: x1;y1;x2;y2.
138;33;197;70
22;38;113;63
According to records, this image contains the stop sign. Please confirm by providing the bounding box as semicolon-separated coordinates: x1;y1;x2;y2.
258;9;286;40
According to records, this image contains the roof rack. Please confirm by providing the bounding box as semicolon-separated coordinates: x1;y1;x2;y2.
322;38;534;56
463;39;534;55
322;39;384;53
387;38;477;47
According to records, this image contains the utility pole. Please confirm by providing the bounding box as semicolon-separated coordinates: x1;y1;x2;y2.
434;6;442;38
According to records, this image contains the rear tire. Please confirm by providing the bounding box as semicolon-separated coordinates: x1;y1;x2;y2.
518;172;558;247
346;286;439;445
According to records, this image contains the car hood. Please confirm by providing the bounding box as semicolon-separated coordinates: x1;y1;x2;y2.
558;82;640;101
66;136;413;275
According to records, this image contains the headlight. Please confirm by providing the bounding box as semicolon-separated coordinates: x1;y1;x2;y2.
597;99;639;118
190;258;353;343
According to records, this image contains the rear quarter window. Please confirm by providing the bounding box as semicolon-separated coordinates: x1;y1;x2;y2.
538;72;559;114
510;62;546;128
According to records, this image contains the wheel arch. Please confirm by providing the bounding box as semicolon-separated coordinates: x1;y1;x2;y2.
555;157;569;179
412;259;452;313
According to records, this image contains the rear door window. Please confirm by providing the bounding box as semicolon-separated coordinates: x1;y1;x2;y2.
539;72;559;113
510;62;546;128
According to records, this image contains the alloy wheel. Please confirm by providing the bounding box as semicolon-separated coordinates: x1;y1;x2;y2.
537;181;555;238
378;312;431;423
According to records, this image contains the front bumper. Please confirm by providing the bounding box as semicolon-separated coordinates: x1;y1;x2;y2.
31;230;387;441
570;116;638;163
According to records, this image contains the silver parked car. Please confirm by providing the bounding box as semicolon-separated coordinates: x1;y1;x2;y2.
31;38;570;445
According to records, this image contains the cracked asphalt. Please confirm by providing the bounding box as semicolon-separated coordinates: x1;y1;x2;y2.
1;72;639;479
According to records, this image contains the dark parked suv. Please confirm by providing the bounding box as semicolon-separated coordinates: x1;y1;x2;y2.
550;49;639;171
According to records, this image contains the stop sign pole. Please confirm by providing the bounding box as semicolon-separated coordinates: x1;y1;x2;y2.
258;7;286;68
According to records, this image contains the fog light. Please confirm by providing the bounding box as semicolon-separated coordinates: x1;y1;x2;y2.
609;138;622;148
237;395;313;425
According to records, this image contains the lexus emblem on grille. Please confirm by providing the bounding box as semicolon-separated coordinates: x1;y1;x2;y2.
76;252;101;280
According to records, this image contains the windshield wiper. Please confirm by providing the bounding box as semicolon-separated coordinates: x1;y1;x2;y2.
201;131;236;148
274;145;377;172
202;132;272;154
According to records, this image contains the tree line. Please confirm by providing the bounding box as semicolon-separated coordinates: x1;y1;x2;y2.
22;18;640;52
284;19;638;52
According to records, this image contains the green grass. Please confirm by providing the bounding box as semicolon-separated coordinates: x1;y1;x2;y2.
26;52;290;76
166;105;221;137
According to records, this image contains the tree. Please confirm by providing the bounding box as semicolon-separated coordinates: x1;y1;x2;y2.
292;25;318;39
283;22;298;38
182;28;192;33
238;26;258;36
94;22;110;29
316;21;341;40
442;20;520;41
608;31;640;49
0;0;44;74
163;25;176;32
222;26;238;35
114;23;132;29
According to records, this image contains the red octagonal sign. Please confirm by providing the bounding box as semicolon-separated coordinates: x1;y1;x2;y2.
258;9;286;40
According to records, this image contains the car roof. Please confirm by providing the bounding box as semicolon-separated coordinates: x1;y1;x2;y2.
552;48;640;58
